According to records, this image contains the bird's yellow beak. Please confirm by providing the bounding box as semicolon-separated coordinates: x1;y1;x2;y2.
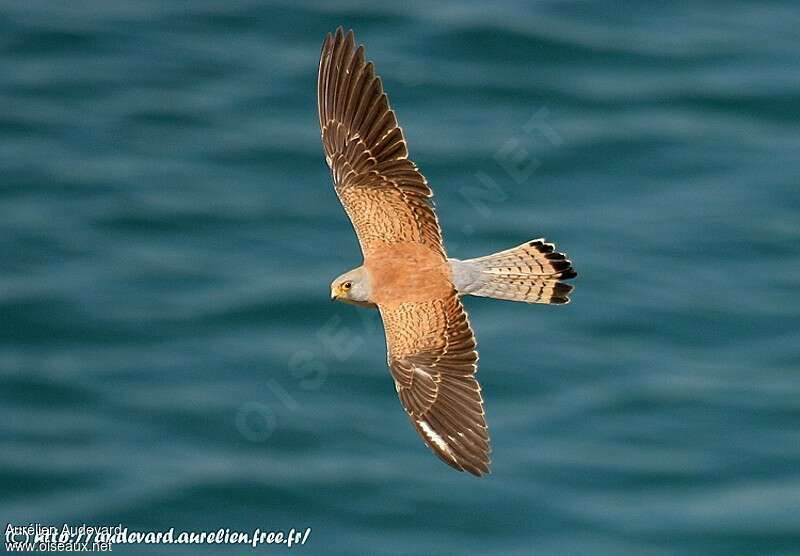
330;285;340;301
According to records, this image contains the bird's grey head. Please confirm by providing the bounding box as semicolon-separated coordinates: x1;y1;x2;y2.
330;266;372;305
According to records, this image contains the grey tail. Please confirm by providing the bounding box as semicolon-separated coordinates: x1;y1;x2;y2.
451;238;577;304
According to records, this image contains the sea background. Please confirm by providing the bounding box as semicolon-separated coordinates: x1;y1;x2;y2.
1;1;799;554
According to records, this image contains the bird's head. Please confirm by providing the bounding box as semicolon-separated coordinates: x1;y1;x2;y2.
330;267;372;305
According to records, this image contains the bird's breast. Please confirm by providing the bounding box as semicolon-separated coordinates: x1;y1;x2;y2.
364;242;453;307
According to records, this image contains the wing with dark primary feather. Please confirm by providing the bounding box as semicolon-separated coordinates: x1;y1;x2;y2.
380;294;491;476
317;27;445;258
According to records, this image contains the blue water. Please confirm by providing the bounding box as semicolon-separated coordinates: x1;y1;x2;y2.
2;2;799;554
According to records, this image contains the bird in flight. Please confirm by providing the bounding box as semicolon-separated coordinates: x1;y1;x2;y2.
318;28;576;476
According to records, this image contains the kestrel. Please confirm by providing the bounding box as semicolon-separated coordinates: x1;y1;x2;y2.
319;28;576;476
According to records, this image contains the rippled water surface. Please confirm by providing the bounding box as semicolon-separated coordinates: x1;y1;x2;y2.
2;2;799;554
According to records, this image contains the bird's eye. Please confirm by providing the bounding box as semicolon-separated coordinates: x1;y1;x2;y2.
343;281;352;290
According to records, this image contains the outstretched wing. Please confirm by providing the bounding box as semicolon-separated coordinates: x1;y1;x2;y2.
317;27;445;258
380;294;491;476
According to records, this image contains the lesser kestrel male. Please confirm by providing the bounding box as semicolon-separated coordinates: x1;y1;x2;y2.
319;28;577;476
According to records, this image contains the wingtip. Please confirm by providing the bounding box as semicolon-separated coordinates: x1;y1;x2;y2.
333;26;355;41
462;460;491;477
